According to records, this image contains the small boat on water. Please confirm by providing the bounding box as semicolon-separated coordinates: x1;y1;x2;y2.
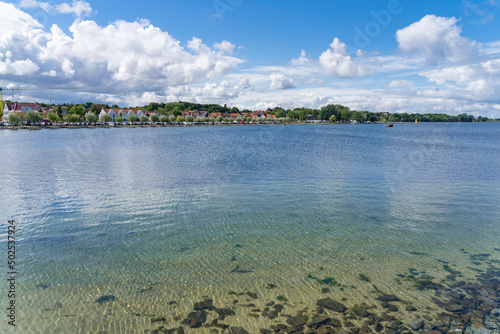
384;124;394;127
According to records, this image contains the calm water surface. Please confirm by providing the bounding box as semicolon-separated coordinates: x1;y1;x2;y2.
0;123;499;333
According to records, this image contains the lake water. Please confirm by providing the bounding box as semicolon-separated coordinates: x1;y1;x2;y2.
1;123;499;334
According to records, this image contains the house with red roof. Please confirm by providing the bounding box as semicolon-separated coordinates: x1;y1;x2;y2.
99;108;145;121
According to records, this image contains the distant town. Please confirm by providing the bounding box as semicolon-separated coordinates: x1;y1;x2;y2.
1;100;498;127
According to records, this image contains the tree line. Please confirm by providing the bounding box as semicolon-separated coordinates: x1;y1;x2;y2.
3;100;498;123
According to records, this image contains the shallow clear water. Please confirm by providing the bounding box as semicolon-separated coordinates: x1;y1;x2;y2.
1;123;499;333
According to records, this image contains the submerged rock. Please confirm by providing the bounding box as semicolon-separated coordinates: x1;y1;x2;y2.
246;292;258;299
308;315;330;327
229;327;249;334
409;318;424;330
351;307;370;318
183;311;207;328
376;294;400;302
316;298;347;312
287;315;309;327
194;299;213;310
215;308;235;317
96;295;115;304
444;302;464;312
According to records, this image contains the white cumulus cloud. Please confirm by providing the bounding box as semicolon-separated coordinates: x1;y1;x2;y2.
18;0;94;17
291;49;313;66
396;15;478;65
319;38;373;77
420;58;500;100
0;5;243;95
269;73;295;90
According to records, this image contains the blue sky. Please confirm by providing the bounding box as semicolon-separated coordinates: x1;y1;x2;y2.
1;0;500;116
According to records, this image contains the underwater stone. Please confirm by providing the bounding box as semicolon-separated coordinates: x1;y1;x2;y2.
194;299;213;310
246;292;258;299
374;322;383;332
273;304;285;312
96;295;115;304
229;327;249;334
376;294;400;302
185;311;207;328
270;324;287;332
409;318;424;330
308;315;329;327
352;307;370;318
287;315;309;327
316;298;347;312
444;302;464;312
326;319;342;328
387;304;399;312
263;309;279;319
406;305;417;311
215;308;236;317
484;320;500;329
315;327;334;334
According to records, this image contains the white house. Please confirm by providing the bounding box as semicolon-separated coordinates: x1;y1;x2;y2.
123;109;146;119
3;103;44;121
98;108;146;121
99;108;117;121
115;109;127;119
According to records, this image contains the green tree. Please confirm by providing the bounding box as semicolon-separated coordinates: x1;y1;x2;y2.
216;115;223;122
115;116;123;122
150;114;160;122
127;114;138;123
56;105;63;118
171;107;182;116
159;115;168;122
68;105;86;117
273;107;286;118
147;102;160;111
185;115;194;122
351;111;363;122
90;104;101;115
47;113;60;123
169;115;176;122
319;104;342;121
67;114;81;123
329;115;336;123
100;114;112;122
139;115;148;122
176;115;185;122
85;112;98;123
111;104;119;109
8;113;21;124
83;102;93;109
340;109;353;121
25;111;43;124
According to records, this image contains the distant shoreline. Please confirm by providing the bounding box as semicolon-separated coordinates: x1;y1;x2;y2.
0;121;497;130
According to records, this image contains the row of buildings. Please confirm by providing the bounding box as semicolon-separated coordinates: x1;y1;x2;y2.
2;102;277;122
